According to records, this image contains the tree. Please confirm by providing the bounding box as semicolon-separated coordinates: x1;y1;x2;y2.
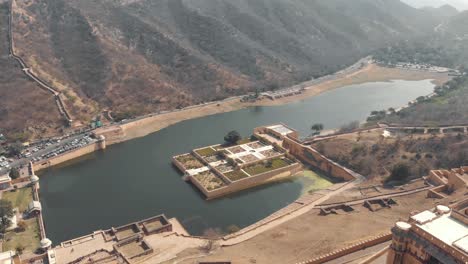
224;131;241;145
8;142;23;157
9;168;20;180
387;163;410;183
265;160;273;168
0;199;14;233
311;123;324;135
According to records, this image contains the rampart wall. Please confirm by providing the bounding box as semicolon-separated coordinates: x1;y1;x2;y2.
283;137;359;181
190;162;302;200
296;232;392;264
33;142;105;172
93;126;125;145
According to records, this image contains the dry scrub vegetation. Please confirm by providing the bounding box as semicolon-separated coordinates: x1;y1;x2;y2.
313;130;468;182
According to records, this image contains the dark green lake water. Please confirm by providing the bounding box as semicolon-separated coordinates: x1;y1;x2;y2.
39;80;435;243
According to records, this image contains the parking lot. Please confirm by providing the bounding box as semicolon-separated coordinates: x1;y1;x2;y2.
0;134;97;175
0;155;12;170
26;135;96;162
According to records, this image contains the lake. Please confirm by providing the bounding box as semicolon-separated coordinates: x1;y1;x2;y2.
39;79;435;243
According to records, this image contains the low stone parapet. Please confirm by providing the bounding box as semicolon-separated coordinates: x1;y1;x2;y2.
295;232;392;264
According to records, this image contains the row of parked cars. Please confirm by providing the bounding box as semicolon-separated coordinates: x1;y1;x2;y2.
21;138;66;159
0;156;11;169
29;135;96;162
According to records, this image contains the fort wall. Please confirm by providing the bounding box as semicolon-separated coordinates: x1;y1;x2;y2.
33;142;105;172
296;232;392;264
283;137;358;181
93;126;125;145
189;162;303;200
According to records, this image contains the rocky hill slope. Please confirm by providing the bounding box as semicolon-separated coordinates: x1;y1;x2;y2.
0;2;62;140
2;0;460;137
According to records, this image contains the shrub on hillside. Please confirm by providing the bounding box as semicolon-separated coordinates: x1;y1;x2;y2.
386;163;410;183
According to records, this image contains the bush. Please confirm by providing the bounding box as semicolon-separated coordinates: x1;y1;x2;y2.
224;131;241;145
16;221;27;232
9;168;20;180
386;163;410;183
339;121;360;133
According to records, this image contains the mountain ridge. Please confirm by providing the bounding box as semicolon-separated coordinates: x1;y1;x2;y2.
3;0;462;135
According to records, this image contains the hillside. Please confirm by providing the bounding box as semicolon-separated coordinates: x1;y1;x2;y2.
0;2;62;141
436;10;468;36
371;10;468;126
2;0;458;137
374;10;468;68
312;130;468;181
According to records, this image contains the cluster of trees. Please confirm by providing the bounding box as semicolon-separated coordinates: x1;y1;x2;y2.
374;41;455;68
0;199;13;233
386;163;410;183
7;142;23;157
310;123;324;136
365;75;468;126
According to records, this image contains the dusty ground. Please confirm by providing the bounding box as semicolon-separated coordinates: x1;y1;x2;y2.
168;190;463;264
119;65;450;143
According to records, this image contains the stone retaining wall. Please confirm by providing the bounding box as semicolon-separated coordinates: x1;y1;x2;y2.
295;232;392;264
190;162;302;200
33;142;105;172
283;137;359;182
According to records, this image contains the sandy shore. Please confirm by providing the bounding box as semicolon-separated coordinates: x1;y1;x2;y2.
118;64;451;142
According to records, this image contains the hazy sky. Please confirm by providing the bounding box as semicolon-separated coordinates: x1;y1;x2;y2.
401;0;468;10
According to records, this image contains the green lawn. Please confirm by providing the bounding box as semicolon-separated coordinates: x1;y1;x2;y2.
244;158;291;176
2;187;33;212
195;147;216;157
236;138;253;145
224;170;249;181
2;218;41;252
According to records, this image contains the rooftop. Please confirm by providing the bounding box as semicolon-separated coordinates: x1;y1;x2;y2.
454;235;468;254
28;200;42;212
415;210;468;253
411;210;437;224
267;124;294;136
0;174;11;183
